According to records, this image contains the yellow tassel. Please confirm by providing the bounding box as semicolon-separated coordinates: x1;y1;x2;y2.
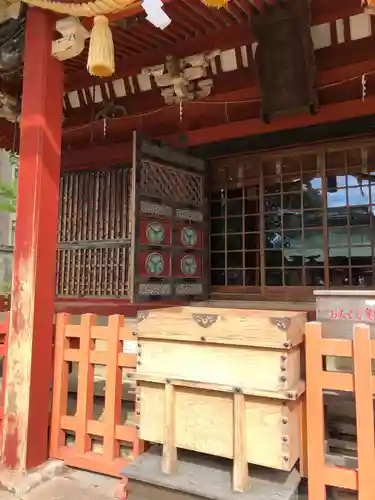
87;15;115;78
201;0;228;8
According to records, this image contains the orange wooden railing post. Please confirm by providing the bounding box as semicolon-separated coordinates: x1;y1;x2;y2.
305;321;375;499
353;324;375;500
305;322;327;500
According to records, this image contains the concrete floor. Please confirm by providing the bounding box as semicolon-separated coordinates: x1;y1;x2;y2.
0;474;309;500
0;468;122;500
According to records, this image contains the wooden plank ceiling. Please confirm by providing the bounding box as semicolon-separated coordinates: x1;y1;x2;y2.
0;0;374;153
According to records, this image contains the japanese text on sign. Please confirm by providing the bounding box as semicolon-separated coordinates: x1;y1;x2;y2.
329;308;375;322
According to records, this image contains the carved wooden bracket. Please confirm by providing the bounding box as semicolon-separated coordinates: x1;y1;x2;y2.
0;90;19;122
52;16;89;62
142;51;218;105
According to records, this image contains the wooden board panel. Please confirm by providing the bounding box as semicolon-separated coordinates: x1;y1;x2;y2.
137;383;301;471
138;340;301;392
137;307;306;349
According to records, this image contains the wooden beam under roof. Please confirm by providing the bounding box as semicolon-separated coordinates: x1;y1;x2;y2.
61;95;375;169
63;33;375;128
65;0;369;92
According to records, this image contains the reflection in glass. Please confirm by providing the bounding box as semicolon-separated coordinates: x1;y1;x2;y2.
211;270;225;286
245;251;260;268
265;250;282;267
245;269;260;286
265;231;282;249
303;176;322;190
226;199;243;216
349;226;372;246
266;269;283;286
348;186;370;206
226;217;242;233
211;235;225;252
283;231;302;250
303;188;323;209
211;252;225;269
211;201;226;217
227;234;242;251
245;233;260;250
305;268;324;286
350;207;371;226
211;218;225;234
264;195;281;213
327;188;347;208
227;252;243;269
329;268;350;287
209;153;375;290
265;214;281;230
283;211;301;230
304;211;323;228
329;227;349;247
227;269;243;285
284;269;303;286
329;247;350;266
284;193;301;210
245;216;259;232
351;267;373;286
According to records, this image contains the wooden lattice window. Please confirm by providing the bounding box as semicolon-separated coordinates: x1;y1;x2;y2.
56;166;131;297
210;142;375;298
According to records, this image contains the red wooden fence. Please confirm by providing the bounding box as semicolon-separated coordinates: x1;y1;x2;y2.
50;313;143;476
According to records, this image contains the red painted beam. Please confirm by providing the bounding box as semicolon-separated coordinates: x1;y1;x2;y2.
61;95;375;169
2;9;63;471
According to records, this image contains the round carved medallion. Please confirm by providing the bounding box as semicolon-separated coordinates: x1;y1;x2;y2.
181;255;197;276
146;252;164;276
181;227;197;248
146;222;165;245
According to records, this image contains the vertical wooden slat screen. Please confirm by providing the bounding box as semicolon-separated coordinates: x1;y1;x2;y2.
56;167;131;298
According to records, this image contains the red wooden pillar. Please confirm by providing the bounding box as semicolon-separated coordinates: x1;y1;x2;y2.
1;8;63;470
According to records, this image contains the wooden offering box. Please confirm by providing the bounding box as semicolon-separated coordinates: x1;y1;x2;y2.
133;306;306;488
136;307;305;392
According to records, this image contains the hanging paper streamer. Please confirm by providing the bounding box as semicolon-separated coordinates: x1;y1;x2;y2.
142;0;171;29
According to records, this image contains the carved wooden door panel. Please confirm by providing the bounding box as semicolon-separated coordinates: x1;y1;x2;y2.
130;133;208;303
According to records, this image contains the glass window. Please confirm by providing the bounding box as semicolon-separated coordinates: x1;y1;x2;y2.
209;146;375;292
